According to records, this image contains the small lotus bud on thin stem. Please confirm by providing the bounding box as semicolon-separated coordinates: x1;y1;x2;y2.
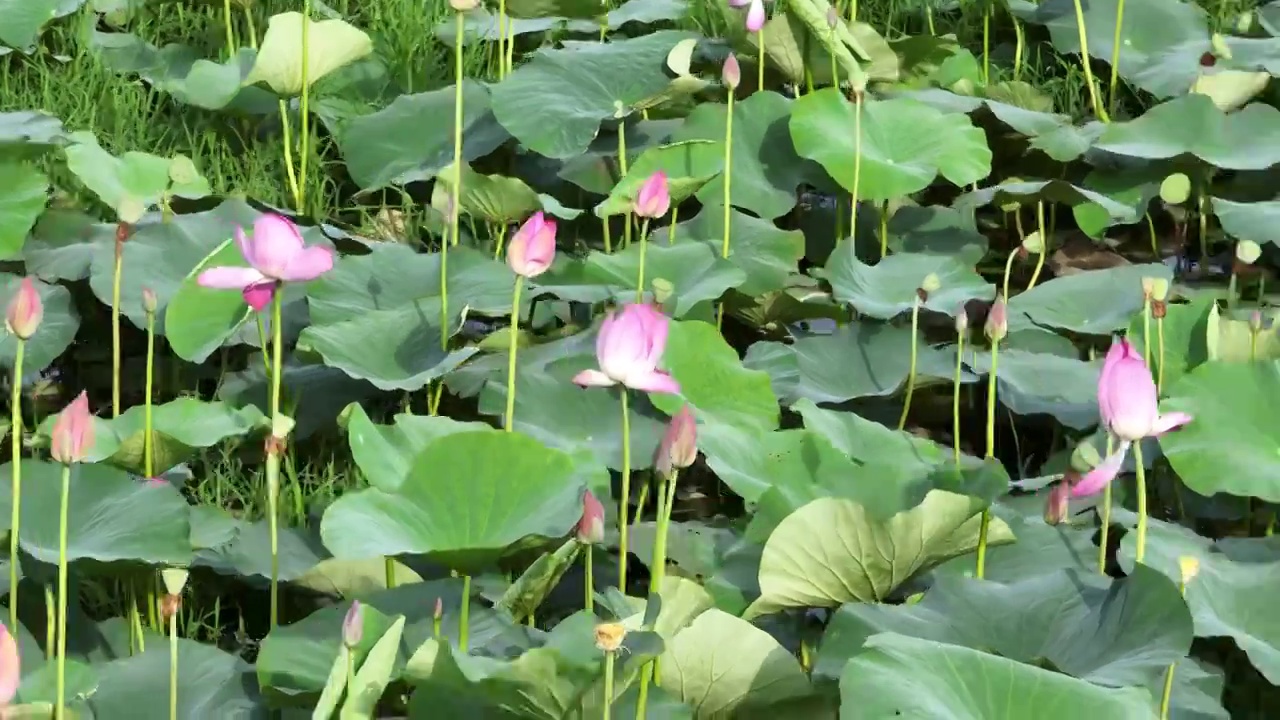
955;307;969;333
342;600;363;648
5;277;42;341
142;287;158;315
722;53;741;90
434;596;443;621
985;294;1007;343
1250;310;1264;334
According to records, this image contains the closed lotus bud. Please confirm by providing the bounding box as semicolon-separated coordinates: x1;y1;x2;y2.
1044;481;1069;525
1237;239;1262;265
5;277;42;341
1250;309;1264;333
576;490;605;545
142;287;158;315
1141;276;1156;298
656;404;697;476
594;622;627;653
984;294;1007;343
634;171;671;220
433;596;443;621
1179;555;1201;585
955;306;969;333
722;53;740;90
342;600;363;648
50;391;93;465
826;5;839;27
0;622;16;706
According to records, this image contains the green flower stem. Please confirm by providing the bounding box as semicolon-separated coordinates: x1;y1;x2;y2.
266;291;285;630
169;605;178;720
1142;295;1152;367
244;7;258;47
56;462;71;720
1158;576;1189;718
1197;192;1208;270
1027;201;1047;289
668;205;680;245
603;650;616;720
1107;0;1126;115
492;225;509;260
459;573;472;651
385;557;396;589
222;0;236;58
898;298;920;430
45;584;54;660
1001;248;1017;299
451;11;465;250
1099;434;1114;575
849;90;863;244
277;99;302;208
299;0;312;211
975;339;999;579
982;3;990;85
953;330;964;465
129;587;146;653
1070;0;1109;121
602;218;613;254
1146;212;1158;256
635;467;681;711
498;0;508;77
1134;441;1148;564
721;91;735;260
635;219;651;303
584;544;594;612
9;339;23;634
1012;15;1024;81
145;308;155;477
505;277;524;431
618;390;633;591
618;128;631;249
878;201;889;259
1157;318;1166;392
757;26;766;91
345;648;355;704
112;241;123;418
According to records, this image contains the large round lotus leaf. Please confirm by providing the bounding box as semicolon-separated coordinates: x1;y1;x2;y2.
822;245;994;319
0;460;191;566
556;119;682;195
1072;167;1163;239
884;204;988;263
320;431;586;571
89;30;258;111
293;557;423;598
1205;304;1280;362
1212;197;1280;246
967;349;1102;430
432;161;541;224
744;493;1013;618
649;205;805;297
490;31;699;159
1118;518;1280;685
218;354;379;440
244;12;372;96
790;89;991;201
698;428;850;507
817;565;1192;688
1006;263;1172;335
0;162;46;260
1125;295;1213;391
0;273;78;374
1191;69;1270;112
1095;94;1280;170
932;503;1096;583
1158;361;1280;501
659;608;813;718
84;638;264;718
537;242;746;318
338;81;508;191
195;519;329;582
593;140;720;218
0;0;83;52
32;397;265;474
954;178;1141;228
666;91;811;220
840;633;1162;719
0;110;69;161
342;403;494;493
744;323;970;406
64;131;209;210
441;0;688;43
760;11;897;86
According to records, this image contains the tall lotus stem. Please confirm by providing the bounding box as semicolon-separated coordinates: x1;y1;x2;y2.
976;295;1006;579
849;89;864;245
56;463;70;720
299;0;312;210
1099;432;1114;575
51;391;92;720
717;54;739;329
5;277;40;635
898;284;932;430
112;222;128;418
1012;14;1024;81
1107;0;1126;115
634;172;669;302
1160;557;1199;717
982;1;991;84
505;211;556;429
636;220;651;302
459;574;471;651
878;201;890;259
618;128;631;249
143;289;157;477
168;596;179;720
953;309;968;465
1140;278;1153;367
266;291;285;629
497;0;508;78
1133;441;1149;564
222;0;236;58
1027;202;1047;289
596;623;626;720
584;545;594;611
618;391;633;591
505;277;524;430
1071;0;1109;121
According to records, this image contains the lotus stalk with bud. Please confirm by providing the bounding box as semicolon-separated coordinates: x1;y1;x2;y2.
899;273;940;430
976;294;1006;579
505;212;557;432
576;490;605;612
51;391;93;720
717;53;740;330
5;278;40;635
632;172;669;302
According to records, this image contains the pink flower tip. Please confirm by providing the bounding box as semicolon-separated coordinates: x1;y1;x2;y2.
656;404;698;475
507;211;557;279
985;294;1007;342
197;213;334;310
342;600;363;648
6;277;42;341
0;621;17;706
722;53;741;90
746;0;766;32
51;391;93;465
634;172;671;220
586;303;682;395
577;490;606;544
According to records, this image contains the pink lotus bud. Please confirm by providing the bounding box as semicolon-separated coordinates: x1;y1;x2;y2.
50;391;93;465
1250;309;1264;333
342;600;363;648
727;0;750;6
5;277;42;341
577;490;605;544
746;0;766;32
142;287;158;315
655;404;697;475
433;596;443;621
0;621;17;706
634;172;671;220
955;306;969;333
1044;482;1069;525
507;211;557;279
1098;337;1192;443
722;53;741;90
572;303;681;394
984;294;1007;342
145;477;168;488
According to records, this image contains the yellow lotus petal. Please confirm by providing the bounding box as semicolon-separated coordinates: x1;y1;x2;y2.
245;12;373;97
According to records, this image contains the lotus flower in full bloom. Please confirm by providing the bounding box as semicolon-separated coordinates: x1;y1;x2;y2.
197;214;334;311
1071;338;1193;497
572;303;681;394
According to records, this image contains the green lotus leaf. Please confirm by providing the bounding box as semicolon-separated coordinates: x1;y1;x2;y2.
244;12;373;96
1212;197;1280;247
955;178;1142;231
650;205;806;296
1007;263;1172;335
85;639;264;717
1125;295;1214;391
0;0;85;53
1094;94;1280;170
433;161;542;225
0;162;46;260
823;244;994;319
967;350;1102;430
89;30;259;111
64;131;210;210
593;140;720;219
342;403;494;493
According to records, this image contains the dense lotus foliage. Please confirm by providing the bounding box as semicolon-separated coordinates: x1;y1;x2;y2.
0;0;1279;717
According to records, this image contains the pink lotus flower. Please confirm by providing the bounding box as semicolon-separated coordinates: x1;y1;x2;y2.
0;621;17;706
722;53;741;90
507;211;556;279
656;404;697;475
50;391;93;465
197;214;334;312
634;172;670;220
5;277;42;341
746;0;766;32
342;600;363;648
576;490;605;544
985;293;1007;342
1044;481;1069;525
572;303;681;394
1071;337;1193;497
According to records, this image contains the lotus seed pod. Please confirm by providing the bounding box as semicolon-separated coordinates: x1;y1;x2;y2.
342;600;363;648
594;622;627;653
1158;173;1191;205
651;277;674;305
142;287;158;315
1150;277;1170;302
449;0;479;10
1179;555;1201;585
5;277;42;341
161;567;189;596
921;272;941;294
1021;230;1044;254
1237;239;1262;265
